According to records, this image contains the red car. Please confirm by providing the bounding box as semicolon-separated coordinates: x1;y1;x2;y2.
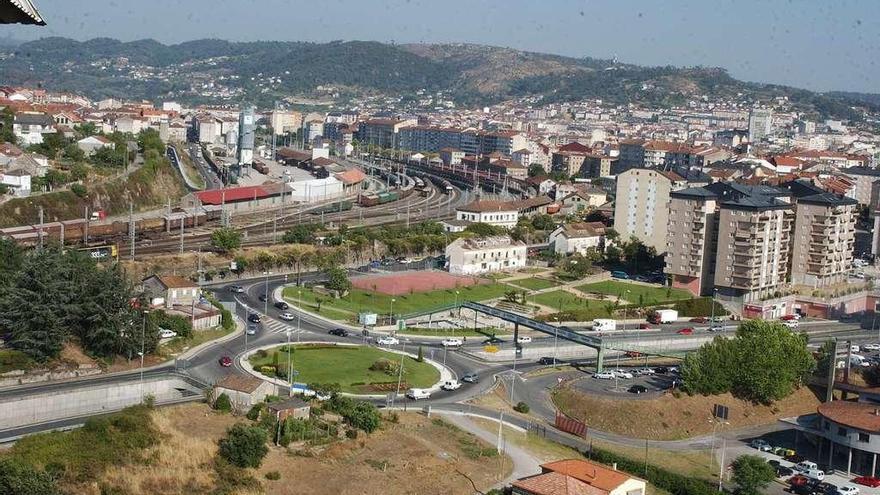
689;317;707;323
638;323;652;330
219;356;233;367
853;476;880;488
780;315;797;321
789;475;810;487
677;328;694;335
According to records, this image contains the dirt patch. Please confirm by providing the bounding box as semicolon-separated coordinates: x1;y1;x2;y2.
95;403;505;495
553;384;823;441
351;270;485;296
58;342;99;368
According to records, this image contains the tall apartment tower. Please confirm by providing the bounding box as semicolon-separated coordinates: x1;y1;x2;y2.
613;168;688;253
666;188;720;296
237;105;255;167
748;108;773;142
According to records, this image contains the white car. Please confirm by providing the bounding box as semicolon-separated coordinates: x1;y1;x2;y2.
611;370;634;379
782;320;799;329
158;329;177;339
442;338;463;347
837;485;860;495
593;371;615;380
377;336;400;345
637;368;655;375
278;311;295;321
406;388;431;400
516;336;532;344
750;439;772;452
441;380;462;391
863;343;880;351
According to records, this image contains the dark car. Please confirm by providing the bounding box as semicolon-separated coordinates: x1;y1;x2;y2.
538;357;556;365
654;366;670;374
785;453;806;464
218;356;232;367
228;285;245;293
689;317;708;323
248;313;261;323
462;373;479;383
812;482;837;495
775;466;794;477
274;301;289;310
258;293;268;302
329;328;349;337
628;385;648;394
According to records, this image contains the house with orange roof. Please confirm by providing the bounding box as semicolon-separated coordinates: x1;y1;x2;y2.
512;459;646;495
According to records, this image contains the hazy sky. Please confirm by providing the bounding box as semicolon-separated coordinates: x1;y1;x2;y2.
5;0;880;93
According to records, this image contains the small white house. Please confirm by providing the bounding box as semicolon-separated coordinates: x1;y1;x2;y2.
77;135;115;156
548;222;606;255
455;200;519;229
445;235;527;275
1;169;32;197
12;112;56;145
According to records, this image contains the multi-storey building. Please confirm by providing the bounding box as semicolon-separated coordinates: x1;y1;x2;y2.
356;118;416;149
551;150;588;177
618;138;646;169
445;236;527;275
667;180;857;313
397;126;462;153
613;169;687;252
270;110;302;135
579;154;616;178
748;108;773;142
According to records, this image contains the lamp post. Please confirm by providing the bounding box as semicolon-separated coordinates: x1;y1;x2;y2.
263;271;272;315
390;298;396;326
297;290;302;343
553;316;559;366
139;310;148;398
286;328;293;393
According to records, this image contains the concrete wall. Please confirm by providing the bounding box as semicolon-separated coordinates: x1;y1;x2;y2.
0;376;200;430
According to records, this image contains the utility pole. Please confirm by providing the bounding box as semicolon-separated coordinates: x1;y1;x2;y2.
826;338;838;403
129;202;135;260
272;212;278;244
84;206;90;245
37;206;44;251
179;219;184;254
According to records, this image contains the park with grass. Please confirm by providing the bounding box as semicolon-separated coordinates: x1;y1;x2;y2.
282;281;515;321
509;277;559;291
248;344;440;394
577;280;692;305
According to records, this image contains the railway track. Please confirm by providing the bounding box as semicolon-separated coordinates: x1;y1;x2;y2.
120;183;465;257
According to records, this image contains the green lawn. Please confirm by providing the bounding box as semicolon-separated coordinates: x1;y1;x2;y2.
577;280;691;305
249;344;440;394
509;277;558;291
158;325;235;358
530;290;591;312
283;282;514;321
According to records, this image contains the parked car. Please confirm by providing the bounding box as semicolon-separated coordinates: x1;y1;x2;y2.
274;301;289;310
654;366;670;374
612;369;634;379
461;373;479;383
637;368;655;375
628;385;648;394
442;338;464;347
406;388;431;400
776;466;794;477
862;344;880;351
248;313;261;323
750;439;773;452
377;336;400;345
538;357;556;365
781;314;799;321
774;446;796;457
158;329;178;339
790;475;811;487
441;380;462;391
785;453;806;464
593;371;615;379
516;336;532;344
610;271;629;279
853;477;880;488
219;356;232;367
677;328;694;335
783;320;800;329
279;311;295;321
329;328;349;337
837;485;860;495
228;285;245;293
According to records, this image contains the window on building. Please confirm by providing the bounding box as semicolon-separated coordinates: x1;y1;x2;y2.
838;426;847;437
859;432;870;443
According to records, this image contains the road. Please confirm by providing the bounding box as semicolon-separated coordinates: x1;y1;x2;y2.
186;142;223;189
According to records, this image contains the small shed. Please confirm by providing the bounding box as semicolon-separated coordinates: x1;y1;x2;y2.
214;374;274;412
267;397;311;421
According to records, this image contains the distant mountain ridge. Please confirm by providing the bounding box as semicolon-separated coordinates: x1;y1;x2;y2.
0;37;876;121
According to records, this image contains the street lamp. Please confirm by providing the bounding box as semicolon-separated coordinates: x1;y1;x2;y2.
552;316;559;366
711;288;719;329
140;310;148;398
390;298;396;326
263;271;272;314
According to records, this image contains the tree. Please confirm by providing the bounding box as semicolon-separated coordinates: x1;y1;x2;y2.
417;345;424;362
464;223;505;236
70;183;87;198
62;143;85;162
346;401;381;433
213;393;232;412
530;214;556;231
282;223;319;244
211;227;242;253
528;164;545;177
731;455;775;495
218;423;269;468
324;266;352;293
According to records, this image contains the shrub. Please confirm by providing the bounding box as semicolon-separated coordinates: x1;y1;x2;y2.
246;404;264;421
346;429;359;439
213;393;232;413
0;459;60;495
218;423;269;469
589;447;715;495
70;183;87;198
513;402;530;414
256;349;269;359
265;471;281;481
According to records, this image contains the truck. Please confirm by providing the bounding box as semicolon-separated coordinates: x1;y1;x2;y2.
592;319;616;332
649;309;678;325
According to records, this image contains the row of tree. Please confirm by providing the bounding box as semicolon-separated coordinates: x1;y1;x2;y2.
0;239;159;362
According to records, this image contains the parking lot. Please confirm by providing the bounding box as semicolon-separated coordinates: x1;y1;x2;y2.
568;365;681;398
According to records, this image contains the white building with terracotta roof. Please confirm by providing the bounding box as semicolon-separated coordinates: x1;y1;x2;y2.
445;235;527;275
455;200;519;228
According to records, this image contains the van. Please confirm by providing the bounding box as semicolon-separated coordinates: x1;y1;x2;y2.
803;469;825;481
593;319;616;332
406;388;431;400
795;461;819;473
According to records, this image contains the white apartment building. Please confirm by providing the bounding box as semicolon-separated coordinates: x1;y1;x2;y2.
613;168;687;252
548;222;605;256
12;113;56;145
748;108;773;142
456;200;519;228
445;236;527;275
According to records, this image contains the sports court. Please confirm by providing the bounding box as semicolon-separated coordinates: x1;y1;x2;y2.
351;270;484;296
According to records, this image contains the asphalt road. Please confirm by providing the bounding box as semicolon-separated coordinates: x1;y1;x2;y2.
187;142;223;189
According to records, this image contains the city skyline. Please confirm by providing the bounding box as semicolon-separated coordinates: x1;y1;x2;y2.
2;0;879;94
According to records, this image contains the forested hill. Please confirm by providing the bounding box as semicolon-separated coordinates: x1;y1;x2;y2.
0;37;875;120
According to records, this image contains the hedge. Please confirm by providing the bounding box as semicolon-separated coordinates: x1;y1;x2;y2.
588;447;716;495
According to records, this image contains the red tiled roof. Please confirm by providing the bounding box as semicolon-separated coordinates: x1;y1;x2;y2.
195;185;272;205
513;472;604;495
541;459;633;491
818;401;880;433
558;142;591;153
335;168;367;185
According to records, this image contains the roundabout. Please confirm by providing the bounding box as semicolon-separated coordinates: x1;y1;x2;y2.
239;342;449;395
